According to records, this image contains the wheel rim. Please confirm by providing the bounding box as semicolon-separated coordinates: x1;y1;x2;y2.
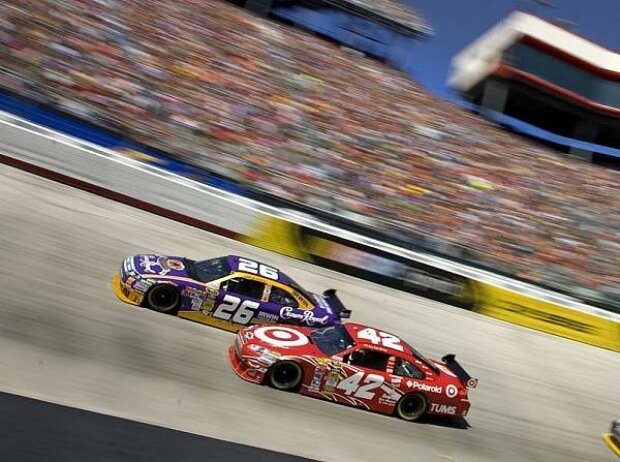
271;363;301;389
148;286;178;311
399;395;425;420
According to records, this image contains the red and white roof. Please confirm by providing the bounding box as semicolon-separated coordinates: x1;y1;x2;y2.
449;11;620;92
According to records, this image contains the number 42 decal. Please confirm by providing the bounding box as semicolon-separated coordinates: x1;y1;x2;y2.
357;328;404;351
337;371;384;400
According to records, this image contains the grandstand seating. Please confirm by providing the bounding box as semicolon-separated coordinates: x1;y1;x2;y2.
2;0;619;305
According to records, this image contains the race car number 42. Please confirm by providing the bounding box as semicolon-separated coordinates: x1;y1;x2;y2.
357;328;404;351
337;371;384;400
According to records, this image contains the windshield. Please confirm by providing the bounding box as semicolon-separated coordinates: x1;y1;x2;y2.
311;325;355;356
188;257;231;282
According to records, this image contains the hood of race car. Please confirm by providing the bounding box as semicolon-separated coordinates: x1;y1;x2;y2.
127;254;190;278
238;325;323;358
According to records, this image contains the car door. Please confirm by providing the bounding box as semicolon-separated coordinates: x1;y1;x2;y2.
177;275;266;330
211;276;266;327
324;347;395;413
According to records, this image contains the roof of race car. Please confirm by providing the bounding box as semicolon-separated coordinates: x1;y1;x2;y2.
344;323;413;354
227;255;296;287
343;324;440;372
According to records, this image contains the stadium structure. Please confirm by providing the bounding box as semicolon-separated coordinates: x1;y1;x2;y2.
449;11;620;163
232;0;432;73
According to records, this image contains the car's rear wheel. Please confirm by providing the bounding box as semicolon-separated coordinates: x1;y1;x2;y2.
145;285;180;314
267;361;303;391
395;393;427;421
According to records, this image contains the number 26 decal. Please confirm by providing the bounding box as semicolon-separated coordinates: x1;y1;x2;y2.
238;258;279;280
213;294;259;325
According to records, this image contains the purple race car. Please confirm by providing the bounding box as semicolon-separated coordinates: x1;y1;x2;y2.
113;254;351;332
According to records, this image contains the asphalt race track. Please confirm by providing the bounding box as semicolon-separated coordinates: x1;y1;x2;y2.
0;392;317;462
1;164;619;462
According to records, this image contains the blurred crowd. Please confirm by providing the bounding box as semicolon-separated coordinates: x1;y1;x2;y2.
1;0;619;304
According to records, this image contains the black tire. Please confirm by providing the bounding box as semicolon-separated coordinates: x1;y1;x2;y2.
267;361;303;391
395;393;427;422
145;284;180;314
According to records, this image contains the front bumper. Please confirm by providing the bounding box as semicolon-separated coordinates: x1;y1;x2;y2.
227;346;265;385
111;273;142;306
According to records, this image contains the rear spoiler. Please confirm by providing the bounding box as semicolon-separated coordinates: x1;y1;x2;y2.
323;289;352;319
442;354;478;389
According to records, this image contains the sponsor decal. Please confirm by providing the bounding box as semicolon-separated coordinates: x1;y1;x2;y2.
290;290;311;309
253;326;309;348
248;344;266;354
403;267;464;297
390;376;402;386
183;286;217;312
310;294;332;312
430;403;457;415
257;311;279;323
183;287;205;311
247;344;281;364
140;255;185;276
495;301;596;334
321;364;347;394
140;255;159;274
243;331;254;340
323;372;339;393
379;384;402;402
406;381;442;394
386;356;395;374
133;279;152;293
306;238;404;278
446;384;458;398
165;259;185;271
435;363;457;378
201;287;218;313
309;366;327;393
378;396;397;405
279;307;329;326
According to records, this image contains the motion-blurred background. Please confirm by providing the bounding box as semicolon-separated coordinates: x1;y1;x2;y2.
2;0;620;311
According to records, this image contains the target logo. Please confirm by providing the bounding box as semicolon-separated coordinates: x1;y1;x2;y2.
253;326;309;348
467;378;478;389
446;384;458;398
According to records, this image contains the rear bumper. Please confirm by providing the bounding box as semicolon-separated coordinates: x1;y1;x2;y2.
111;273;142;306
603;433;620;457
227;346;265;385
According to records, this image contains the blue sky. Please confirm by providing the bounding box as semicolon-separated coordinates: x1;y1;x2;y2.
405;0;620;98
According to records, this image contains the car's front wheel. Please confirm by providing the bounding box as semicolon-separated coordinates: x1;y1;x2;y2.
395;393;427;421
267;361;303;391
145;284;180;314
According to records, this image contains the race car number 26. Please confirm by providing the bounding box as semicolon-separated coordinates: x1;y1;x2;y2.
238;258;279;280
337;371;384;400
213;294;259;325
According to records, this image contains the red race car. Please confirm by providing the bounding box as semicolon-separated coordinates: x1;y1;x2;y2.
229;323;477;421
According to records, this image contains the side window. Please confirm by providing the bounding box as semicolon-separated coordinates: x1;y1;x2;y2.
393;357;425;380
223;278;265;300
269;286;298;307
347;348;390;372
